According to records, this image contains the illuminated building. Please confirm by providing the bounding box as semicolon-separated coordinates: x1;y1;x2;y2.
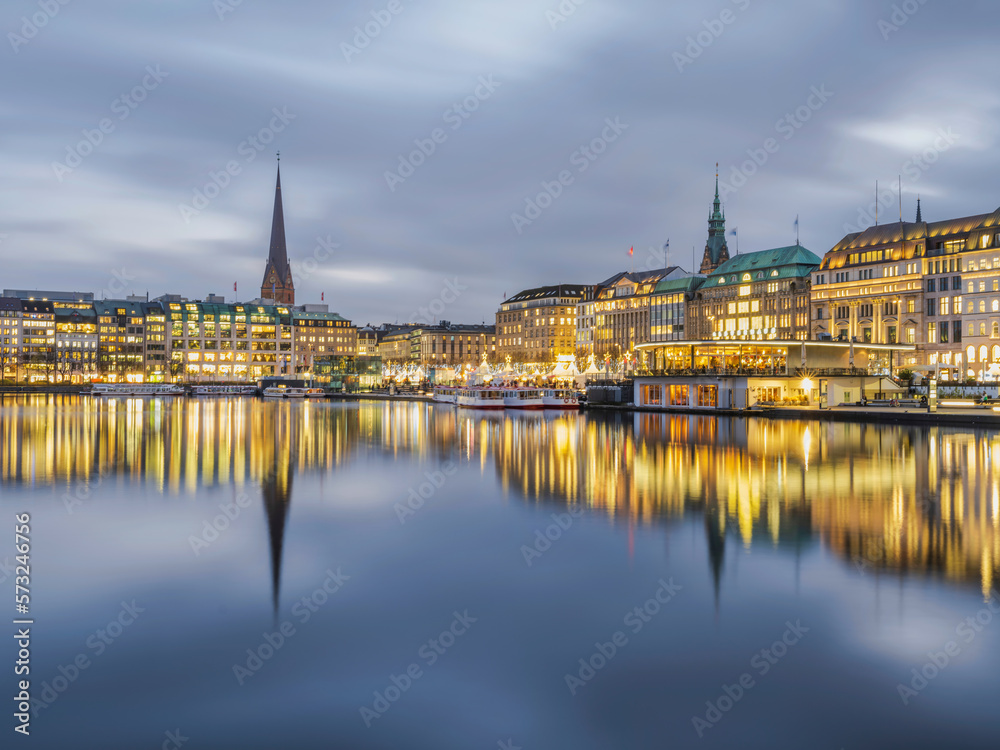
162;299;294;381
357;326;378;356
811;200;1000;379
19;299;56;382
0;297;22;380
415;324;496;366
93;299;150;382
689;245;818;342
497;284;585;363
292;307;357;374
582;269;687;365
54;306;98;383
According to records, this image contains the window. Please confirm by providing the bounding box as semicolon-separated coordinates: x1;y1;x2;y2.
697;385;718;408
968;346;977;364
669;385;689;406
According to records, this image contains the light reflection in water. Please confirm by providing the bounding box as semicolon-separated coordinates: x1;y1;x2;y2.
2;395;999;601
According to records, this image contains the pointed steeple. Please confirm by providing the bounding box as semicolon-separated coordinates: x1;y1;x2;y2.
915;195;923;223
700;163;730;274
260;153;295;304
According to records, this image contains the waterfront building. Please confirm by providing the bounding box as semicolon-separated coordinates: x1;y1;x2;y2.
581;268;687;365
144;302;168;381
93;299;149;382
497;284;585;363
357;326;378;356
689;245;819;343
292;306;357;373
378;326;418;364
0;298;22;380
54;306;98;383
20;299;56;382
259;161;295;305
648;275;705;343
416;323;496;367
162;299;294;381
811;201;1000;380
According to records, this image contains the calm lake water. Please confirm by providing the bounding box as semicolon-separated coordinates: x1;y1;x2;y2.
2;395;999;749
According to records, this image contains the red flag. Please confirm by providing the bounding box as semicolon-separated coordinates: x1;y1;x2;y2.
233;282;237;292
628;246;633;257
321;292;324;301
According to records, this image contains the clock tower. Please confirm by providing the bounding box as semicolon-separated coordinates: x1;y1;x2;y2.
260;155;295;305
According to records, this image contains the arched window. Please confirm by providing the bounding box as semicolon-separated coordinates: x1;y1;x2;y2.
992;299;998;312
980;300;987;313
994;322;999;339
992;345;1000;361
967;345;976;364
742;273;751;281
981;345;989;363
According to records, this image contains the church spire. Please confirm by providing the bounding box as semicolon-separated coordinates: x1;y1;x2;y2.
260;154;295;304
915;195;922;223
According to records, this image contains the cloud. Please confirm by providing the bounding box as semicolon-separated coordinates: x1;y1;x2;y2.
2;0;1000;325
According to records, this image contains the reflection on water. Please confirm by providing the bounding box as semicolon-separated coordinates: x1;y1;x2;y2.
2;395;998;601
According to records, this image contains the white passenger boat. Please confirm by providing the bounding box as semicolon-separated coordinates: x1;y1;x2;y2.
542;388;580;409
263;385;308;399
456;387;505;410
91;383;184;397
502;387;544;410
190;385;258;396
432;386;458;404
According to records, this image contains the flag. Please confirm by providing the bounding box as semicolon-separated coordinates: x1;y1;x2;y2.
663;239;670;250
321;292;324;301
628;246;633;257
729;228;737;237
794;215;799;229
233;281;237;292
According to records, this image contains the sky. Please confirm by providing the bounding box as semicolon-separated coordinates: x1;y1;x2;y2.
3;0;1000;326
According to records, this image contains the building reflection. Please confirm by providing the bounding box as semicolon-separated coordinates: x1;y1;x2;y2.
1;395;997;599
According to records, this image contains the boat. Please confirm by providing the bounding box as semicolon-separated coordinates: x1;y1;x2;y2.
432;386;458;404
542;388;580;409
190;385;258;397
456;387;505;410
502;387;544;410
91;383;184;397
304;388;326;398
263;385;308;399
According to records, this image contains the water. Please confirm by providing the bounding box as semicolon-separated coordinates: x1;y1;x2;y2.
2;395;999;749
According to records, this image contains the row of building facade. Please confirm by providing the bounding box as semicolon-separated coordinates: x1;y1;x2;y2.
495;178;1000;384
0;290;359;383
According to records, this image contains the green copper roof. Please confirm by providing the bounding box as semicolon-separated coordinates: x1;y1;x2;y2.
707;245;820;284
653;276;705;295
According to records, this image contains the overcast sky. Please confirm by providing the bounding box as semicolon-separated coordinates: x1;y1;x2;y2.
3;0;999;324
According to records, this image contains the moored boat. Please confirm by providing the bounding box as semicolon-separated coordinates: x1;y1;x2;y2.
263;385;308;399
433;386;458;404
502;387;544;410
91;383;184;397
542;388;580;409
190;385;258;397
456;387;505;409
